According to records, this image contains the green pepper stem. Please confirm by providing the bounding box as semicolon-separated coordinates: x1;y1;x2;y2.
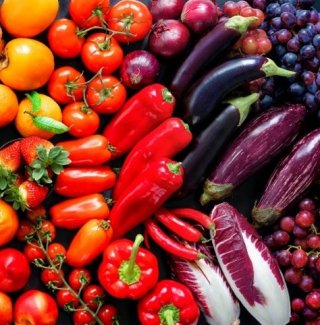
159;304;180;325
167;162;182;175
164;310;175;325
128;234;144;275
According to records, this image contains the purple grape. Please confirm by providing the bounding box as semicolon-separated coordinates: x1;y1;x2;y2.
316;22;320;33
276;29;293;43
275;44;287;57
293;63;303;73
305;23;317;37
280;11;296;28
300;44;316;59
260;94;274;108
315;90;320;103
315;72;320;86
262;77;275;93
301;70;315;85
266;3;281;19
296;9;311;26
282;52;298;67
305;57;320;72
312;34;320;49
298;28;313;43
271;17;283;29
309;9;319;24
304;92;317;109
252;0;267;11
289;82;306;96
280;2;296;14
287;37;301;52
306;81;317;93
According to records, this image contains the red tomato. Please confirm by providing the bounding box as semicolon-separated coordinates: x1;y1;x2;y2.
98;304;118;325
68;268;92;291
73;310;95;325
62;101;100;138
23;242;46;263
47;66;86;105
85;75;127;114
48;242;67;264
14;290;58;325
106;0;153;43
56;288;79;309
40;269;64;288
47;18;85;58
39;220;56;243
82;284;105;310
0;292;13;325
80;33;123;74
0;248;31;292
69;0;111;28
16;219;34;242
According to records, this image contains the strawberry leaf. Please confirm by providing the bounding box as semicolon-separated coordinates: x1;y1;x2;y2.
25;91;42;113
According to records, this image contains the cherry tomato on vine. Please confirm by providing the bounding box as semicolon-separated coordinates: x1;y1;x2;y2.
48;242;67;263
62;101;100;138
73;310;96;325
16;220;34;242
68;268;92;291
47;66;86;105
98;304;118;325
47;18;86;58
23;242;46;263
26;205;47;223
106;0;153;43
56;288;79;309
82;284;105;310
39;220;56;243
80;33;124;74
0;292;13;325
40;269;64;288
86;75;127;114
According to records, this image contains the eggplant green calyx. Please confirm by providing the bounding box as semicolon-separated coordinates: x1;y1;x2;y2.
262;58;296;78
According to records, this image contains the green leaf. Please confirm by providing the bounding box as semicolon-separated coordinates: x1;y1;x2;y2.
37;146;49;161
32;168;45;181
48;147;62;160
50;163;64;175
33;116;69;134
25;91;42;112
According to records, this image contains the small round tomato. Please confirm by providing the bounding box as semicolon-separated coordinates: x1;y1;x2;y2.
69;0;110;28
68;268;92;291
47;66;86;105
106;0;153;43
86;75;127;114
39;220;56;243
26;205;47;223
41;269;64;288
0;292;12;325
73;310;95;325
0;200;19;246
98;304;118;325
0;248;31;292
81;33;123;74
14;290;58;325
62;101;100;138
48;242;67;264
82;284;105;310
47;18;86;59
56;288;79;309
16;219;34;242
23;242;46;263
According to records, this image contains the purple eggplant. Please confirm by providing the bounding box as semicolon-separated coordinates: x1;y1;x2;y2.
210;202;291;325
176;93;259;199
170;15;257;101
200;103;307;205
252;128;320;227
184;56;295;128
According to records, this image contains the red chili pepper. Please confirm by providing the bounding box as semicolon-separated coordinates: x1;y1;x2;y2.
171;208;215;230
98;234;159;300
144;219;203;261
137;279;200;325
54;166;116;197
49;193;110;229
109;157;183;239
154;208;204;243
102;84;175;158
56;134;113;166
112;117;192;200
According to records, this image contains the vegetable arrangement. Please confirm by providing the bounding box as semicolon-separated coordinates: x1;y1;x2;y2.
0;0;320;324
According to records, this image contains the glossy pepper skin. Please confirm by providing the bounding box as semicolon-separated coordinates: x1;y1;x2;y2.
98;234;159;300
102;83;176;158
109;157;184;239
113;117;192;200
138;279;200;325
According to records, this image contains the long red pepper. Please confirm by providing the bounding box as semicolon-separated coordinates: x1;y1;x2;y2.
171;208;215;230
102;83;176;158
112;117;192;200
109;157;184;239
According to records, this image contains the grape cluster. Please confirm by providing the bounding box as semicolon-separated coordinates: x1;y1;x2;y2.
264;197;320;324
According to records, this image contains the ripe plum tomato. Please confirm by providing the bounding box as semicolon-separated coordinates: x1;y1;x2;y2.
69;0;111;28
85;75;127;114
0;292;13;325
62;101;100;138
47;66;86;105
68;268;92;291
80;33;123;74
0;38;55;91
0;84;19;128
107;0;153;43
0;248;31;292
47;18;85;59
13;290;59;325
0;199;19;246
0;0;59;37
98;304;118;325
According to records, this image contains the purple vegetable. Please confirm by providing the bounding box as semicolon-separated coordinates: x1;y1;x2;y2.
200;103;307;205
120;50;160;89
181;0;218;34
252;128;320;227
148;19;191;58
149;0;185;21
171;243;240;325
210;202;291;325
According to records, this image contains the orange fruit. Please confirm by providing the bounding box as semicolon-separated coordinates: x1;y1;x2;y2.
0;200;19;247
15;94;62;139
0;84;19;127
0;291;12;325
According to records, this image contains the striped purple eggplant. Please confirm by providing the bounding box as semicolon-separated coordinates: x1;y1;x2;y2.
170;243;240;325
200;103;306;205
252;128;320;227
210;202;290;325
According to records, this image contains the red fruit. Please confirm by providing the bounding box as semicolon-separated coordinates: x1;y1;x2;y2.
0;140;21;172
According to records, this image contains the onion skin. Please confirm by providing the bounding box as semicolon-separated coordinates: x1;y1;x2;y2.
149;0;185;21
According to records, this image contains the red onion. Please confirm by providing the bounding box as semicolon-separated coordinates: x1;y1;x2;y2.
181;0;219;34
120;50;160;89
148;19;191;58
149;0;186;21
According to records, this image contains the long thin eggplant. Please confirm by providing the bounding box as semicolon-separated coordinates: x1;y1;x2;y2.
252;128;320;227
170;243;241;325
184;56;296;128
200;104;307;205
176;93;259;198
170;15;257;101
210;202;291;325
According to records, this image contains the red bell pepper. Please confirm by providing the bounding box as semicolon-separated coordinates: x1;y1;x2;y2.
98;234;159;300
102;84;176;158
53;166;116;197
56;135;113;166
109;157;184;239
112;117;192;200
137;279;200;325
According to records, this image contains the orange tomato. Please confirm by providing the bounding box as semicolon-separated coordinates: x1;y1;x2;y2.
0;200;19;247
0;291;13;325
0;84;19;127
0;0;59;37
0;38;55;91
